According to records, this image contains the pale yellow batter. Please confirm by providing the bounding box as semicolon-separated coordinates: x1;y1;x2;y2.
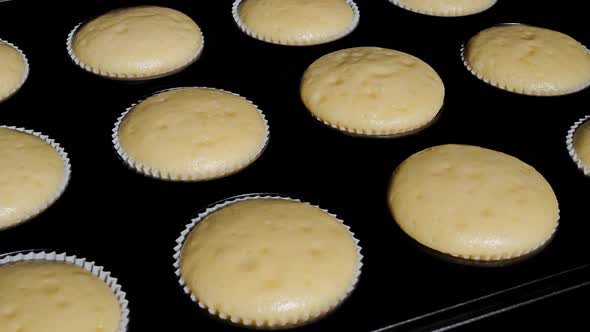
0;41;26;101
0;128;66;229
117;88;268;180
388;144;559;260
180;199;360;327
301;47;444;135
465;25;590;96
0;261;120;332
573;120;590;170
72;6;203;78
394;0;496;17
238;0;355;45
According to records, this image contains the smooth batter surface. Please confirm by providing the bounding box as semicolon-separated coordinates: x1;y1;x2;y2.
180;199;359;326
465;25;590;96
239;0;354;45
301;47;444;135
396;0;496;16
388;144;559;260
0;42;25;100
0;261;120;332
0;128;65;229
73;6;202;77
574;120;590;169
118;88;267;180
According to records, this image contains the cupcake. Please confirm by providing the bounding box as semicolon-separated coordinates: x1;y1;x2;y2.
391;0;496;17
0;251;129;332
174;196;362;328
463;24;590;96
68;6;203;79
113;87;269;181
0;127;70;230
567;115;590;176
388;144;559;261
300;47;444;136
234;0;359;45
0;39;28;102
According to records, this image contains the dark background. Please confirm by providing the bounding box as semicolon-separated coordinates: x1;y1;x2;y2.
0;0;588;330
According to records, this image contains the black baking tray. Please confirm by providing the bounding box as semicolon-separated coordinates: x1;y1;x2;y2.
1;0;589;331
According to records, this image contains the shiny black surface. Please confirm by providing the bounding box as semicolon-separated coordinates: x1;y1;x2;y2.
0;0;588;331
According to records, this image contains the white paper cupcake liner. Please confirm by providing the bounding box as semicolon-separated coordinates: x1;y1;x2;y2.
0;250;130;331
389;0;497;17
112;87;270;182
0;126;71;230
232;0;360;46
566;115;590;176
66;19;204;80
0;38;29;102
448;224;558;262
406;231;557;268
460;23;590;96
173;194;363;328
310;105;443;138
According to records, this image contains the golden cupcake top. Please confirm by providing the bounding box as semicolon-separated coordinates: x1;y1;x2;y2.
0;128;66;229
0;261;120;332
238;0;355;45
301;47;444;135
464;25;590;96
117;88;268;181
388;144;559;260
180;198;360;327
394;0;496;16
0;41;26;101
573;120;590;169
72;6;202;78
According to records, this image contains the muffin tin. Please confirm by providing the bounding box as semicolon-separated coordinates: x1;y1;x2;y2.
0;0;589;331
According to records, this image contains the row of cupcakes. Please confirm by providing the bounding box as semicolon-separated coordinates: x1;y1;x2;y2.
0;193;364;331
2;66;590;230
0;163;559;332
2;3;589;99
0;144;566;332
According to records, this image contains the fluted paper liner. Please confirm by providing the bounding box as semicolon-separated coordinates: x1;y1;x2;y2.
460;23;590;96
567;115;590;176
232;0;360;46
0;126;71;230
0;38;29;102
66;19;204;80
447;227;557;261
112;87;270;181
173;194;363;328
390;0;497;17
310;105;443;138
0;250;130;331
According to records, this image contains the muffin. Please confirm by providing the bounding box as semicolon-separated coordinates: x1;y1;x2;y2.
301;47;444;136
0;39;28;102
175;196;362;328
388;144;559;261
463;24;590;96
0;252;128;332
567;116;590;175
113;88;269;181
234;0;358;45
391;0;496;17
0;127;70;230
69;6;203;79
